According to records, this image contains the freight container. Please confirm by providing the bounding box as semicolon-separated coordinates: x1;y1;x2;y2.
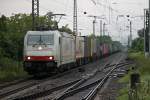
83;36;90;63
76;36;85;65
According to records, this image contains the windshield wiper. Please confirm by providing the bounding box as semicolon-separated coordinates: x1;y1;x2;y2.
32;42;39;47
40;41;47;47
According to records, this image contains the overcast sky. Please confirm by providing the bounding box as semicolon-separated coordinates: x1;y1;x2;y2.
0;0;148;44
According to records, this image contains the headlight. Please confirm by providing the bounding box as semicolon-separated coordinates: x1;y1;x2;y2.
49;56;54;60
27;56;31;60
38;46;42;50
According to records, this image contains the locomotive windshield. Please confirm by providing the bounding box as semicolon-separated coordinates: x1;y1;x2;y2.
27;35;54;45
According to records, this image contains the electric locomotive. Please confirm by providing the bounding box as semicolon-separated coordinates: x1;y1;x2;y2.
23;30;75;75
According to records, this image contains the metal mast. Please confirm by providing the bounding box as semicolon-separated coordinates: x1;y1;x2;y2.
32;0;39;30
144;9;149;57
129;21;132;47
103;22;106;36
88;15;105;36
73;0;78;35
100;20;103;36
93;16;96;36
149;0;150;55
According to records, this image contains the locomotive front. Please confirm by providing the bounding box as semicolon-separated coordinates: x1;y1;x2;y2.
23;31;58;75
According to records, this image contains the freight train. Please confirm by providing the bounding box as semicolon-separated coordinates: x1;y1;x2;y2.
23;30;121;76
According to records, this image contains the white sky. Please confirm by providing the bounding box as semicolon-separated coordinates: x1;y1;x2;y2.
0;0;148;44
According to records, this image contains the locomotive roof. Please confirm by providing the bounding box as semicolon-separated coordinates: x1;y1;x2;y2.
26;30;57;35
26;31;74;38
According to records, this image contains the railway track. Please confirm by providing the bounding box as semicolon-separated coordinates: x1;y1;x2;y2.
0;58;105;100
0;77;32;89
0;67;79;99
11;53;130;100
81;56;123;100
12;62;109;100
0;52;130;100
0;65;85;100
49;53;129;100
0;81;37;99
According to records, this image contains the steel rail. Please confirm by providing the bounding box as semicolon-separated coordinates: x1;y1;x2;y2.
0;77;32;89
3;53;122;100
82;55;124;100
53;62;111;100
0;82;37;99
103;62;133;69
1;60;98;99
53;78;103;100
53;55;127;100
12;79;81;100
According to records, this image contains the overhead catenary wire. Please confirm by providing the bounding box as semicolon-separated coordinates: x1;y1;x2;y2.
23;0;141;38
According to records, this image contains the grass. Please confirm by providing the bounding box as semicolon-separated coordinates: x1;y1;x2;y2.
117;52;150;100
117;88;128;100
0;57;28;82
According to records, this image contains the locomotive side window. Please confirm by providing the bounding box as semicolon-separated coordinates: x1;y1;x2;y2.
27;35;54;45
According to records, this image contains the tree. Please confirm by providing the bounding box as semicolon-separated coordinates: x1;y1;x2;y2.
131;37;144;51
97;35;112;43
59;24;73;34
0;15;7;32
0;13;59;61
138;28;144;38
130;28;145;52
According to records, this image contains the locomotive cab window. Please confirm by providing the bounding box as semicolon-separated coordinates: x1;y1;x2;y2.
27;35;54;45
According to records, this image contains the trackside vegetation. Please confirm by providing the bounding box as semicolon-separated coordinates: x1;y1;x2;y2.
0;59;27;81
117;52;150;100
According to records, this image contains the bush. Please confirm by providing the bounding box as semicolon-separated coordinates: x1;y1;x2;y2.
129;52;150;75
131;37;144;52
0;57;27;81
117;52;150;100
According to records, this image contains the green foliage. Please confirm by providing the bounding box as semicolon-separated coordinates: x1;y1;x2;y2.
131;37;144;52
129;52;150;75
7;14;32;33
130;28;144;52
0;14;32;61
59;24;73;34
96;35;112;43
117;52;150;100
0;14;67;61
138;28;144;37
0;47;5;58
117;88;128;100
0;58;27;81
0;15;7;32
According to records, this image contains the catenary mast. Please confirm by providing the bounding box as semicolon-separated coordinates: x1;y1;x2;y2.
32;0;39;30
